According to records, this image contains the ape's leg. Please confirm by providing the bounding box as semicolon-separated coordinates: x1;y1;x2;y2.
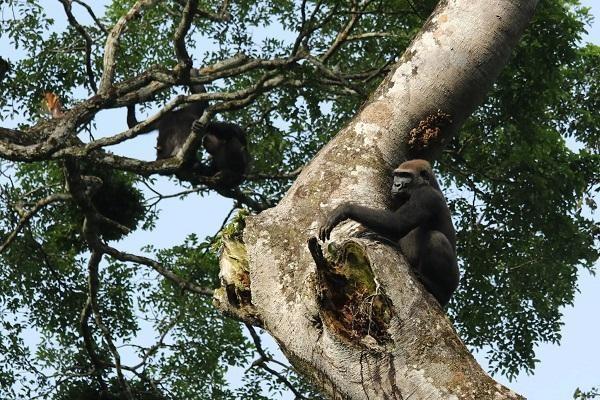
417;231;459;306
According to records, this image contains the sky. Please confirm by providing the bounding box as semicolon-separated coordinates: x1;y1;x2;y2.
0;1;599;399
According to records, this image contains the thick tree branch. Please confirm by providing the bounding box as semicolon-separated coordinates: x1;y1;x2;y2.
0;54;303;172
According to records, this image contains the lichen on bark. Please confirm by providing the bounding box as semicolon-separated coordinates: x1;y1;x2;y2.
213;210;260;324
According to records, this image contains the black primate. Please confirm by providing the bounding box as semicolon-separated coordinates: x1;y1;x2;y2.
194;121;249;189
318;159;459;306
126;68;249;189
127;69;207;160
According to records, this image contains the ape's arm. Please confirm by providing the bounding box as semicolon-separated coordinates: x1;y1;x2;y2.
318;187;439;241
126;105;137;129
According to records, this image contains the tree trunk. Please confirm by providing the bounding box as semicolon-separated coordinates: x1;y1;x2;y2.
215;0;537;398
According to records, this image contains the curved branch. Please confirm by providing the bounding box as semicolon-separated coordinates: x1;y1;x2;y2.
0;192;72;254
72;0;108;34
173;0;198;68
86;250;135;400
99;0;159;92
320;1;362;63
101;243;214;297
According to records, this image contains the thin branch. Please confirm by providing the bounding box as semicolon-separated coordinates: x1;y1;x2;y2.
197;0;230;21
72;0;108;34
201;205;237;252
79;290;108;392
405;0;426;19
245;166;303;181
174;0;230;21
144;185;208;209
320;1;362;63
101;243;214;297
293;1;340;55
246;324;307;399
291;0;312;55
131;314;182;370
346;32;396;41
173;0;198;68
0;193;72;254
87;251;134;400
215;187;270;212
59;0;98;92
343;60;394;83
305;54;363;95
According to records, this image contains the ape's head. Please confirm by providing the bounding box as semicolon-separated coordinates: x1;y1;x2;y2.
391;159;440;198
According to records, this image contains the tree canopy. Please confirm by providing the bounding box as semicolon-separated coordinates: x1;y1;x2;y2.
0;0;598;398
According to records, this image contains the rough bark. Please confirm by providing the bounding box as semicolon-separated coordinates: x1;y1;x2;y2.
215;0;538;399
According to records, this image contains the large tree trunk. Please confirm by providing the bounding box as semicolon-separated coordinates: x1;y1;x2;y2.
215;0;537;398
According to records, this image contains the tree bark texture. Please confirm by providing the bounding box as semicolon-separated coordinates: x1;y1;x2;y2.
215;0;538;398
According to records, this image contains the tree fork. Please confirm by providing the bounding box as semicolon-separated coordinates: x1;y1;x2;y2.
214;0;538;398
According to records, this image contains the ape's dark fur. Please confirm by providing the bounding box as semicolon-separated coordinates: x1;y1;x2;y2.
318;159;459;306
193;121;249;189
126;69;249;190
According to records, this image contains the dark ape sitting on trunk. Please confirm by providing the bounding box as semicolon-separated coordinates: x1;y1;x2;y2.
318;159;459;306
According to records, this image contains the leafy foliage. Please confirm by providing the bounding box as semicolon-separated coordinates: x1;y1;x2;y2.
0;0;597;398
574;386;600;400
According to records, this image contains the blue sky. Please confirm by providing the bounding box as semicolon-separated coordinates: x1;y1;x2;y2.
1;1;599;399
